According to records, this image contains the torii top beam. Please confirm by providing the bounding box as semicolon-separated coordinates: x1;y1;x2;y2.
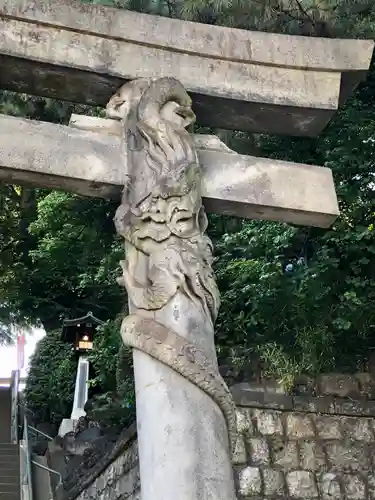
0;0;373;136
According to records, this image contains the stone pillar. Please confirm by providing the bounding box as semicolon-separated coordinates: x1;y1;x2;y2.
108;77;237;500
70;356;89;420
59;355;90;436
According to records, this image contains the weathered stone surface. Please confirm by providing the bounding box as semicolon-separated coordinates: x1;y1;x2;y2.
330;398;375;417
262;468;285;495
318;374;360;398
259;380;288;394
1;0;371;71
293;375;316;395
300;440;327;472
249;438;269;465
236;372;375;402
233;435;247;465
70;115;339;228
367;473;375;499
0;114;340;228
236;409;253;436
114;78;237;500
292;396;325;414
319;472;342;499
287;470;318;498
325;442;370;472
356;373;375;399
238;466;262;496
315;416;342;440
252;409;284;436
74;440;139;500
341;417;374;441
62;424;137;500
270;438;299;469
0;0;373;135
342;474;366;499
286;413;315;439
232;387;293;410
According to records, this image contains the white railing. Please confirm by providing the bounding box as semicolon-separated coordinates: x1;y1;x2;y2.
10;369;33;500
10;369;19;444
21;414;34;500
12;370;62;500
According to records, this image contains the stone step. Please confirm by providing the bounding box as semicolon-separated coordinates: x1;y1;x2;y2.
0;478;19;486
0;443;20;500
0;452;19;457
0;463;20;481
0;455;20;470
0;445;19;454
0;463;20;474
0;455;19;461
0;482;20;493
0;493;19;500
0;453;19;458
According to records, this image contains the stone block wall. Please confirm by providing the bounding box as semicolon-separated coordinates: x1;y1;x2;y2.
73;440;139;500
64;373;375;500
233;373;375;500
234;407;375;499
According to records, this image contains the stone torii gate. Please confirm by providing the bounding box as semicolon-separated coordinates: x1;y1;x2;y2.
1;102;340;500
0;1;374;500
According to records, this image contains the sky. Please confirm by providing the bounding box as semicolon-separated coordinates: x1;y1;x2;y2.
0;327;46;385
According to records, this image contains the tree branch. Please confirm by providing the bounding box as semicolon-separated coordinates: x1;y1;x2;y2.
293;0;315;25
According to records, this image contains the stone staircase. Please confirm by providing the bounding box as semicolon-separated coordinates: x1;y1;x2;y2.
0;444;20;500
0;386;20;500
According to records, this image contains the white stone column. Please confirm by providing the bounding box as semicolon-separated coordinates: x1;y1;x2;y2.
133;294;236;500
111;77;237;500
70;355;89;420
59;355;89;436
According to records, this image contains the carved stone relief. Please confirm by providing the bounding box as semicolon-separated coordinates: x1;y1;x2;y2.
108;77;237;455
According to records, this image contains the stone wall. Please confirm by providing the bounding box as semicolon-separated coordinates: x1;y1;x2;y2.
64;373;375;500
233;373;375;500
70;440;139;500
234;404;375;499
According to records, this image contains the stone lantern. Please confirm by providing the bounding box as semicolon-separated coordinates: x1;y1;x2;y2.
58;312;104;437
61;311;104;354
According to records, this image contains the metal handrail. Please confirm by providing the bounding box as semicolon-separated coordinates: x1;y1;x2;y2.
31;460;62;486
22;414;34;500
18;402;35;416
10;373;61;500
10;370;19;444
27;425;54;441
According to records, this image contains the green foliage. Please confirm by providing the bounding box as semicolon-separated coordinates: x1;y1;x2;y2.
176;0;375;36
213;62;375;380
0;189;124;330
24;330;77;428
0;90;111;330
86;0;375;37
24;319;135;430
87;317;135;430
26;192;124;328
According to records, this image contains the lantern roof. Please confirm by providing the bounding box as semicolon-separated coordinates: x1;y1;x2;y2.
62;311;104;328
61;311;104;344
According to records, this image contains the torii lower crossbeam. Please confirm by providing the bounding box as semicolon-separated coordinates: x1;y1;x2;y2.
0;113;339;228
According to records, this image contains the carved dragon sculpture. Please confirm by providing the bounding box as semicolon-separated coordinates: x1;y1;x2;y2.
107;77;237;457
